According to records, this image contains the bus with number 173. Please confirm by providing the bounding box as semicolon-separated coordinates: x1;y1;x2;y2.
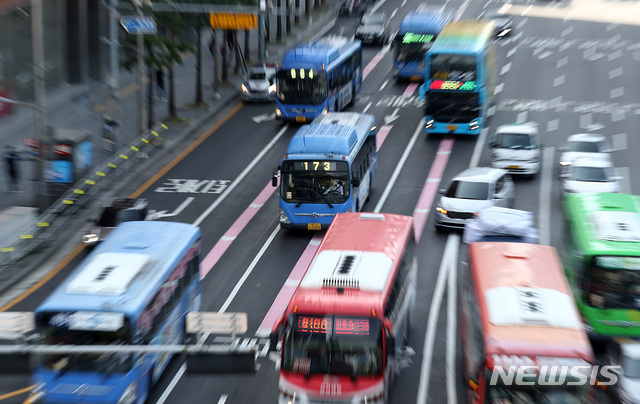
271;212;417;404
29;221;201;404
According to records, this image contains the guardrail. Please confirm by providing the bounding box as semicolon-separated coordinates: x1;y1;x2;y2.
0;123;168;278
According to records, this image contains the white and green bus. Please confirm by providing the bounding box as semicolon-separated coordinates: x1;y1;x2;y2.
564;192;640;340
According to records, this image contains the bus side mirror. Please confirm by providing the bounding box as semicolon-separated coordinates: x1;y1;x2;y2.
352;178;360;188
386;335;396;357
272;166;280;187
269;314;285;352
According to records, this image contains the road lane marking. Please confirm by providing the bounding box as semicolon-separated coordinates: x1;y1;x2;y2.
557;56;568;68
608;67;622;79
539;147;554;246
217;395;228;404
613;133;627;150
193;125;288;226
500;62;511;75
446;234;458;404
547;119;559;132
618;167;632;194
376;125;393;150
416;235;458;404
610;87;624;99
516;111;528;123
553;75;565;87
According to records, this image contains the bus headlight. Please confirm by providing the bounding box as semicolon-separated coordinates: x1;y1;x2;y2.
322;107;329;115
29;383;46;403
82;234;99;245
279;209;290;225
241;83;249;93
425;119;434;129
469;120;479;130
276;108;282;117
117;381;137;404
268;84;277;94
278;387;297;403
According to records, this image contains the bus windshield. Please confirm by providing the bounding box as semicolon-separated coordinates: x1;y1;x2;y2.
395;32;436;62
276;70;328;105
486;384;590;404
282;315;383;377
37;312;133;374
281;161;350;204
424;92;479;122
429;54;477;81
586;256;640;309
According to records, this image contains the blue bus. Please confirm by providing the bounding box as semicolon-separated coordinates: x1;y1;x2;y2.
275;36;363;123
392;6;453;81
32;221;201;404
420;20;497;135
272;112;377;230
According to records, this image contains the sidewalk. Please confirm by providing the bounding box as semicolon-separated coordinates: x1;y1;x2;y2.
0;0;341;302
0;0;340;213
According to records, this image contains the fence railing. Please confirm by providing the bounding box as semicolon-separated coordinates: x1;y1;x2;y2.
0;123;168;279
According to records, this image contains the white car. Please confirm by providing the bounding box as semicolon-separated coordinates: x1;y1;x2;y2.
463;206;539;244
489;122;541;178
240;65;277;102
604;338;640;404
560;157;622;195
558;133;613;176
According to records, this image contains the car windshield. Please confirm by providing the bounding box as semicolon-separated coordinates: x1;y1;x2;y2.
568;140;602;153
249;72;268;80
282;315;383;377
623;354;640;378
276;70;328;105
394;32;437;62
280;161;350;205
496;133;535;149
361;17;383;27
571;166;611;182
587;257;640;310
445;180;489;200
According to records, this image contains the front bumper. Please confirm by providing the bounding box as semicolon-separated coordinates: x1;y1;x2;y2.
491;160;540;175
434;211;472;229
241;91;275;102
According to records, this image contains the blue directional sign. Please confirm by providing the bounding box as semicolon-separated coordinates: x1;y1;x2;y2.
120;15;157;34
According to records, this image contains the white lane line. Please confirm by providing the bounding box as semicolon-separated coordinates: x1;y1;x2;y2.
487;105;496;117
612;110;625;122
553;75;565;87
193;125;288;226
559;42;571;52
362;101;373;113
369;0;389;14
494;83;504;95
507;47;517;58
607;23;618;31
374;121;423;213
217;395;228;404
517;18;528;29
618;167;632;194
609;67;623;79
470;127;490;169
557;56;568;68
219;225;281;313
390;8;398;19
516;111;528;123
610;87;624;99
547;119;559;132
500;62;512;75
539;147;554;246
156;364;187;404
579;114;592;128
416;235;458;404
561;26;573;36
608;49;622;61
380;79;390;91
613;133;627;150
446;235;458;404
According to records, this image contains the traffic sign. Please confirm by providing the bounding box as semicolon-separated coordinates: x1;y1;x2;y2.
120;15;157;34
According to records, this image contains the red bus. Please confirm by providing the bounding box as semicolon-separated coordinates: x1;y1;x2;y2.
271;212;416;404
461;242;596;403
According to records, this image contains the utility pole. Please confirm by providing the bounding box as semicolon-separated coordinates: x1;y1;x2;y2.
258;0;266;64
31;0;48;210
106;0;120;151
134;0;148;133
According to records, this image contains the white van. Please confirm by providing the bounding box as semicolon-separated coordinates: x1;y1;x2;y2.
489;122;541;178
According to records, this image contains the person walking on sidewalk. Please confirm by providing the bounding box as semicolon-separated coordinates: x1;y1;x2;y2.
3;145;22;192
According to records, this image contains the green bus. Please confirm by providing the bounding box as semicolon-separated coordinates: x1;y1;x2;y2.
564;192;640;340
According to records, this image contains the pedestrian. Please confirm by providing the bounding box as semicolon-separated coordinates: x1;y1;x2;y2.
3;145;21;192
156;69;166;102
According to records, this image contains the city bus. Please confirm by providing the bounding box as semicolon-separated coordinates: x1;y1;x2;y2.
419;20;497;135
564;192;640;340
30;221;201;404
271;212;416;404
273;112;377;230
461;241;596;403
392;6;453;81
275;36;363;123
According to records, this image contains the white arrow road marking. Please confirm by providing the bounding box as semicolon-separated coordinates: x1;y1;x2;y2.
252;112;276;123
147;197;194;220
384;108;400;125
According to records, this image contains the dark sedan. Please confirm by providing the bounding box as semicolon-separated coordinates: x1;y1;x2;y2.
354;13;390;45
481;9;513;38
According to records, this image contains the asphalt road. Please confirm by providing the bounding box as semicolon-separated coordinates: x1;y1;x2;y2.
1;0;638;402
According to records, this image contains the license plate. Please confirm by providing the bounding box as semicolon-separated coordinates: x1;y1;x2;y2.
295;116;306;122
447;125;457;131
508;165;521;169
307;223;321;231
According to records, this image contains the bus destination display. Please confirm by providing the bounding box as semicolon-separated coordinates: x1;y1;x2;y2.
430;80;477;91
297;316;370;335
402;33;434;44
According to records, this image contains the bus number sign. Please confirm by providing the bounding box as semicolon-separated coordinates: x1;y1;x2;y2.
297;316;331;333
291;161;338;171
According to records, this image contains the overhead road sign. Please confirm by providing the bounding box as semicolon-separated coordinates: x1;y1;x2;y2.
210;12;257;29
120;15;157;34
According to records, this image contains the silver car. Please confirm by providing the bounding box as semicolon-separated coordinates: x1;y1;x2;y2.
434;167;515;231
558;133;613;176
240;65;277;102
604;338;640;404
